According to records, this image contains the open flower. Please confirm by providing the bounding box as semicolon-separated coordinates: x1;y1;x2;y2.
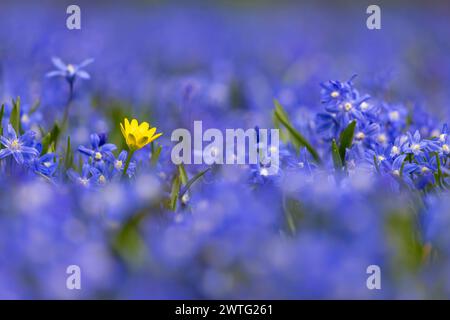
46;57;94;83
78;133;117;163
120;118;162;151
0;124;39;164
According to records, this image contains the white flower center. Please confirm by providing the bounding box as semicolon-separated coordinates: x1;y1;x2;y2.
377;134;387;144
344;102;353;112
360;101;369;111
94;152;102;160
355;132;365;140
377;155;386;162
79;178;89;186
10;139;21;151
389;111;400;121
21;114;30;124
260;168;269;177
411;144;421;152
421;166;429;173
440;133;447;142
443;144;449;154
67;64;76;74
393;170;400;176
181;193;190;204
391;146;399;156
98;175;106;184
330;91;339;98
114;160;123;170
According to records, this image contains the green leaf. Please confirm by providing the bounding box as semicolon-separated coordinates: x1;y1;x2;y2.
273;99;321;163
338;120;356;165
64;136;74;170
150;142;162;166
331;139;343;170
178;164;189;185
112;212;147;267
49;123;61;151
29;99;41;115
169;175;181;211
40;123;61;155
10;97;21;134
386;211;424;273
41;132;52;155
179;167;210;199
0;104;4;144
434;153;443;187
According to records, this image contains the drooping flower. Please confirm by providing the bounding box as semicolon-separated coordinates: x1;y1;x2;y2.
46;57;94;84
0;124;39;164
120;118;162;151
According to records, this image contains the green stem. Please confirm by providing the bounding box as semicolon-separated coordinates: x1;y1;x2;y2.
61;82;74;131
435;153;443;187
122;150;135;179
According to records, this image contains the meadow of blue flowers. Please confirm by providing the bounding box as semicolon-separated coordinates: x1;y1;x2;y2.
0;1;450;299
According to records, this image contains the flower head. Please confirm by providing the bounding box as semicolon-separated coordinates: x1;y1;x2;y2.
46;57;94;83
0;124;39;164
120;118;162;151
78;133;117;163
31;153;58;177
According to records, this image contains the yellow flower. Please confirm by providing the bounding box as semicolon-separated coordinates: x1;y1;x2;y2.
120;118;162;151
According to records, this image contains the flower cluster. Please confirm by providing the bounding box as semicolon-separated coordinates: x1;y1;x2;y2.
0;124;57;178
1;2;450;300
314;78;449;190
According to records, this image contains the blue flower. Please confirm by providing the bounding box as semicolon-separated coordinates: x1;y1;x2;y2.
436;124;449;157
31;153;58;177
389;135;408;158
403;130;439;156
353;121;380;147
67;164;101;188
320;76;357;105
46;57;94;84
78;133;117;164
0;124;39;164
112;150;136;177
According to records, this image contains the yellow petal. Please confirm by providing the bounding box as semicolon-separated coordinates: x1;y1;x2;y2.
120;123;126;138
148;132;163;143
128;133;137;148
131;119;139;129
147;127;157;137
139;122;150;133
137;136;149;148
124;118;130;132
